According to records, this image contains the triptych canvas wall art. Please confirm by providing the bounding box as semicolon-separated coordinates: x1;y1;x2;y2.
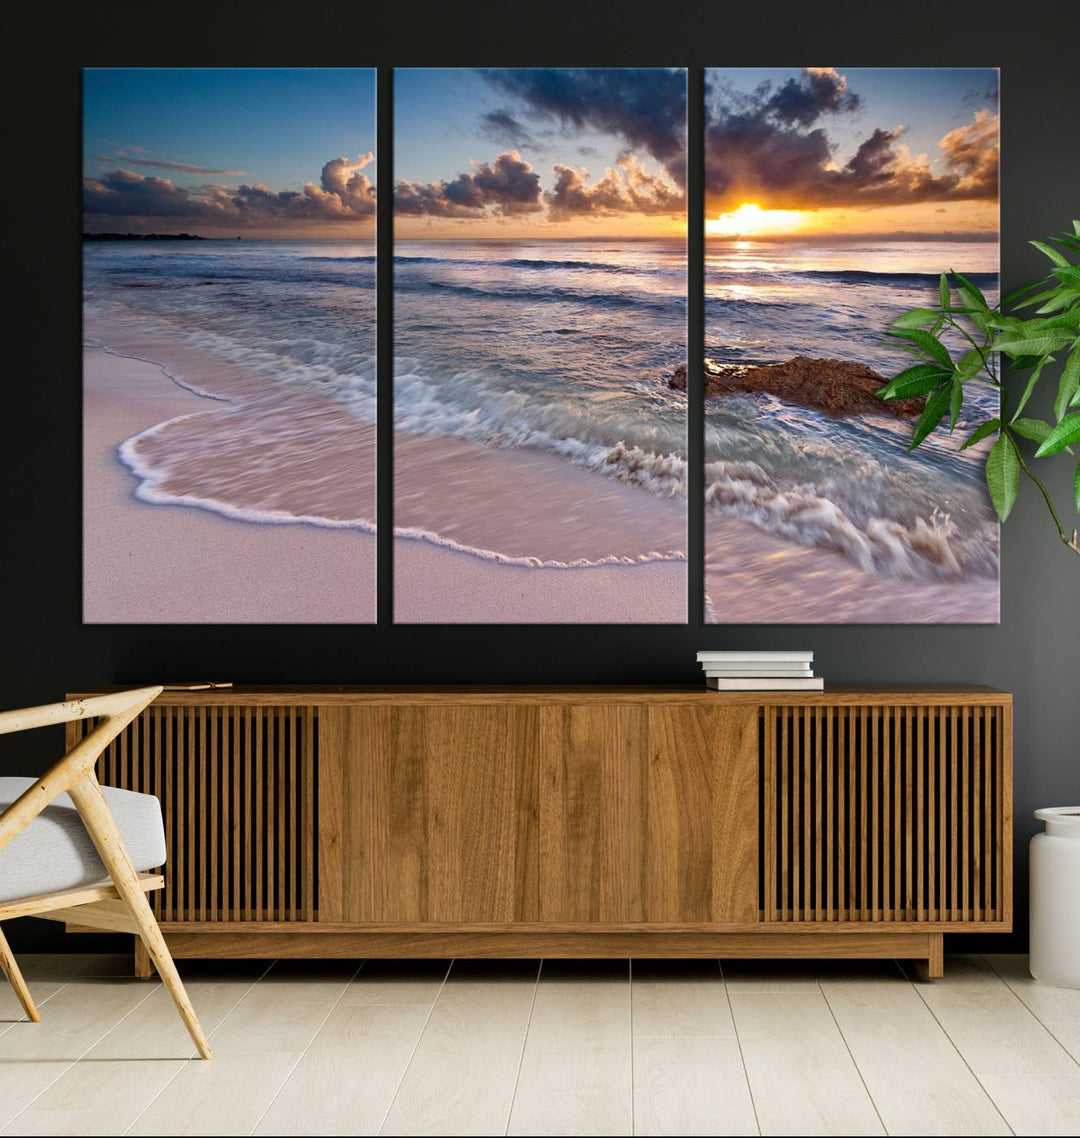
392;68;688;623
82;66;999;626
82;68;378;623
703;68;1000;623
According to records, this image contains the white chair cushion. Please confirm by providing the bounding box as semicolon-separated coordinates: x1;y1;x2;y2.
0;777;167;904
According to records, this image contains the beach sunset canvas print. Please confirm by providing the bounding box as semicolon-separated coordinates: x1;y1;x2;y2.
704;67;1000;623
393;68;687;623
83;68;377;623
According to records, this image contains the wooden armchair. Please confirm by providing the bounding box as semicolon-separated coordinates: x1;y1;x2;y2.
0;687;211;1058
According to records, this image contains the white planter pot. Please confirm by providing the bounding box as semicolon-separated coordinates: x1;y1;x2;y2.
1030;808;1080;988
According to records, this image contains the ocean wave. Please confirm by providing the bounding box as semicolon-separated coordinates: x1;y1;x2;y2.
399;278;683;313
795;269;998;288
706;458;998;582
183;328;377;421
395;361;687;505
394;254;650;274
298;254;377;264
300;253;675;275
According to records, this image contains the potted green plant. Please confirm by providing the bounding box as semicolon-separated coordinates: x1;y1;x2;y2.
876;219;1080;557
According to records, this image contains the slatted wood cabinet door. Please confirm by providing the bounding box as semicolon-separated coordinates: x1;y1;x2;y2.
762;702;1010;926
319;704;541;924
538;704;759;924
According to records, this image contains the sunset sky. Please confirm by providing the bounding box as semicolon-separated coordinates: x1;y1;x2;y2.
705;67;999;240
83;69;376;237
81;67;998;242
394;68;687;238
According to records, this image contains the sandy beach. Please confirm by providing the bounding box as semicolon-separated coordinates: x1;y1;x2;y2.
83;344;377;624
85;328;689;624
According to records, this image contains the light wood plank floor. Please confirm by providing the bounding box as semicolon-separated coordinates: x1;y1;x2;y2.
1;954;1078;1136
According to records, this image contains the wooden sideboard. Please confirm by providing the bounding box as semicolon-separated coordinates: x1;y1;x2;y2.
66;686;1012;977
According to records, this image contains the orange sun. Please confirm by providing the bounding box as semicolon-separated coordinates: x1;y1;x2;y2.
706;203;805;237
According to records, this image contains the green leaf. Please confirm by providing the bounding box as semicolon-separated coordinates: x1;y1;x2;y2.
1035;412;1080;457
1038;311;1080;333
1010;417;1052;443
1031;240;1070;268
953;271;990;310
1008;354;1046;371
876;364;952;401
1074;220;1080;237
1055;344;1080;422
1053;265;1080;288
994;330;1074;357
949;379;964;432
1003;278;1051;306
939;272;951;310
909;384;951;450
891;307;938;329
954;272;993;334
1036;289;1080;315
1010;357;1049;421
955;348;986;381
1015;285;1065;310
961;418;1000;449
986;433;1020;522
888;328;953;368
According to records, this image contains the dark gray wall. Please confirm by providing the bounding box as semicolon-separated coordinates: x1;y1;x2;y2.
3;2;1078;952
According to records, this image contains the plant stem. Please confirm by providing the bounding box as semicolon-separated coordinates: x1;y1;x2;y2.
943;314;999;384
1011;438;1080;557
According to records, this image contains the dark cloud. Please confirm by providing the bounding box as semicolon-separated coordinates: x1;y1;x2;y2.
706;68;998;211
546;153;683;219
478;68;686;187
394;151;543;218
765;66;860;126
83;153;376;227
478;109;540;151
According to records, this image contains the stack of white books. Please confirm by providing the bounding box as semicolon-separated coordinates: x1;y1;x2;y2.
696;651;823;691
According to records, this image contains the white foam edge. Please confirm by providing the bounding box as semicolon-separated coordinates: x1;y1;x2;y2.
392;524;686;570
85;338;234;404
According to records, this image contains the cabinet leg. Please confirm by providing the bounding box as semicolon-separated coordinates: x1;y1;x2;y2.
134;937;152;979
927;933;944;979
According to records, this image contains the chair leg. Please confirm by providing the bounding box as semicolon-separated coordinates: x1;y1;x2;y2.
69;777;213;1059
0;924;40;1023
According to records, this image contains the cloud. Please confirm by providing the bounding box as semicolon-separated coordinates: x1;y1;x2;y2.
103;151;247;176
83;153;376;227
765;66;860;126
478;68;686;187
546;153;683;219
706;68;998;211
394;150;543;218
478;109;540;151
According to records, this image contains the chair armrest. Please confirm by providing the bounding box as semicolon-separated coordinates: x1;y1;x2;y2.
0;686;162;853
0;686;162;736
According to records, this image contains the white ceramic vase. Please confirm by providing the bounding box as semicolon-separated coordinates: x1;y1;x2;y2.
1030;807;1080;988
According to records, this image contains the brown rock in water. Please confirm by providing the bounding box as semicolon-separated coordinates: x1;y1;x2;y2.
668;356;925;419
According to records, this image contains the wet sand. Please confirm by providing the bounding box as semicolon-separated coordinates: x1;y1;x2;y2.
705;516;998;624
83;345;377;623
84;325;688;624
